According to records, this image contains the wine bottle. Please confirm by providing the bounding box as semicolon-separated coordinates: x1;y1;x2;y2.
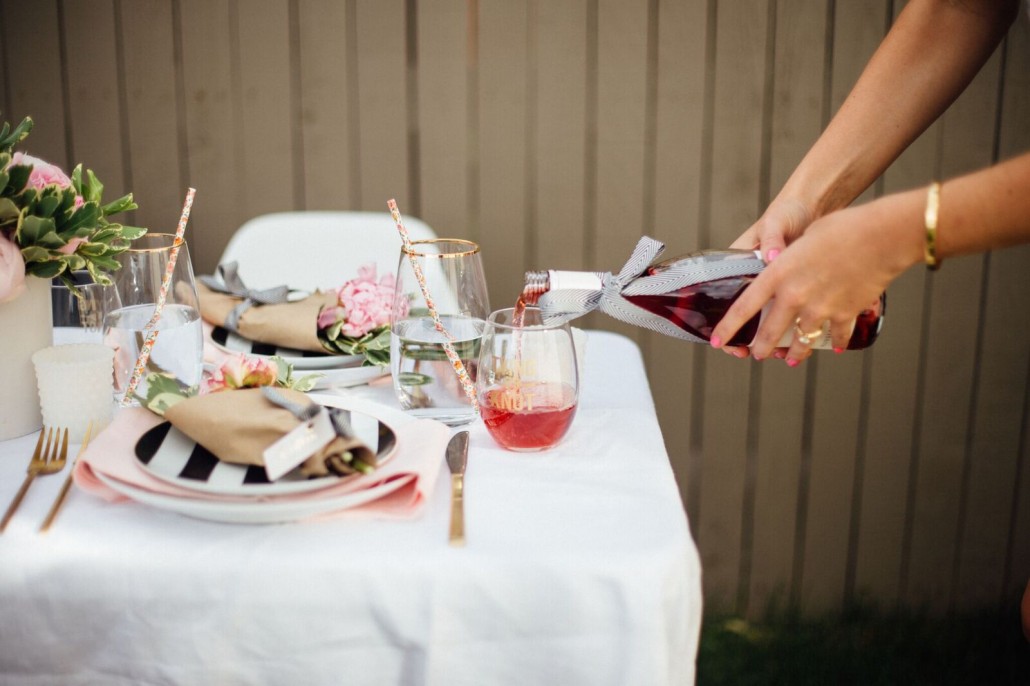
522;240;885;350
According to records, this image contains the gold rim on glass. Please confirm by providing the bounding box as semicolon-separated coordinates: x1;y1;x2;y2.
125;233;185;253
402;238;480;258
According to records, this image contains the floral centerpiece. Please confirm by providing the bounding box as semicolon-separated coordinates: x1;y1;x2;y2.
0;115;146;303
316;264;403;365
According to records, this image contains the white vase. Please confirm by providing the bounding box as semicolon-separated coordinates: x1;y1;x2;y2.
0;276;53;440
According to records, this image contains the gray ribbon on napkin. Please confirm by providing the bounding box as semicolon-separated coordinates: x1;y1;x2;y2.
537;236;766;343
199;261;292;332
260;386;356;443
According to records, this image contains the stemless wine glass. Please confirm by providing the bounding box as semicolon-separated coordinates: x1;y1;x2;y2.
476;306;579;451
390;239;490;426
103;234;203;405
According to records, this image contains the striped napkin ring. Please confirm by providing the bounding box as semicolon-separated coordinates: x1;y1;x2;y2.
794;318;823;346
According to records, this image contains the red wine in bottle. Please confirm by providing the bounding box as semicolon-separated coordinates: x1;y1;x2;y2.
523;249;885;350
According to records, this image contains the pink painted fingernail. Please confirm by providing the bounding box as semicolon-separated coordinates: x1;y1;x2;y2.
786;358;800;368
766;249;780;262
833;347;844;354
734;348;749;359
710;336;722;348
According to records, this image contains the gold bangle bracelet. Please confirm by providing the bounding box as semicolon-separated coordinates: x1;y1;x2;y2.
924;181;941;271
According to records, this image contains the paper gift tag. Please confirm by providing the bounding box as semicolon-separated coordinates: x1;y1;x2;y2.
262;408;336;481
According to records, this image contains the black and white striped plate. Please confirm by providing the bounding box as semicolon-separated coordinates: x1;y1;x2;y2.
210;325;362;370
133;408;397;496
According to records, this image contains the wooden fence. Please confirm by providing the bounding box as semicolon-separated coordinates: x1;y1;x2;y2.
3;0;1028;618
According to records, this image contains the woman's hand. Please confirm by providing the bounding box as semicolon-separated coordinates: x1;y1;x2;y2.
720;196;817;359
712;192;922;365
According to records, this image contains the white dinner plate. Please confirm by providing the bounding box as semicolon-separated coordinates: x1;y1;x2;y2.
95;470;412;525
209;325;362;370
134;407;397;496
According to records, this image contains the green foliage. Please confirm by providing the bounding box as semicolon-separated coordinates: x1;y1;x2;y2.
0;114;147;287
318;324;392;367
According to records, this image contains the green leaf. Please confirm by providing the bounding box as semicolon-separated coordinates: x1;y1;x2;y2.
119;224;147;240
397;372;432;386
26;259;64;278
101;193;136;217
18;215;56;244
83;168;104;203
36;193;60;218
0;197;20;221
4;165;30;196
19;245;50;263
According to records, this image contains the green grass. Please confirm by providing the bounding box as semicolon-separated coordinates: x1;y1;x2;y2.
698;604;1030;685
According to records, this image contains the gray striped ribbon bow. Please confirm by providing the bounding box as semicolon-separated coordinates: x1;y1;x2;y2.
199;261;292;332
537;236;766;343
260;386;355;439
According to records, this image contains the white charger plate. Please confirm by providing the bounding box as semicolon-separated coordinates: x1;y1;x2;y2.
209;325;362;370
133;407;397;497
95;470;412;525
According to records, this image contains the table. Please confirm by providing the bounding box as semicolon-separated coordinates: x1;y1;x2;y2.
0;331;702;685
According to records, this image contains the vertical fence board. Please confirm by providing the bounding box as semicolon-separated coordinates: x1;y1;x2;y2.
697;0;770;611
417;0;468;239
533;0;588;272
591;0;649;344
178;0;238;271
647;0;709;534
236;0;295;220
354;0;409;214
905;48;1005;616
478;1;528;301
61;0;127;199
118;0;186;235
2;0;67;167
748;0;828;617
297;0;355;210
853;2;937;609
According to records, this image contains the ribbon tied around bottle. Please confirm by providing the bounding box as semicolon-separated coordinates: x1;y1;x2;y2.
537;236;766;343
199;261;293;332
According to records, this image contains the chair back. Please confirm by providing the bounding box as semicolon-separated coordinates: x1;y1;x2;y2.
218;211;438;291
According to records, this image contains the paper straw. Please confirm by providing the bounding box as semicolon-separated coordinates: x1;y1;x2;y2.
120;188;197;406
387;199;478;411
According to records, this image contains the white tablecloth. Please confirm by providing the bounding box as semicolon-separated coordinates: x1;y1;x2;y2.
0;331;702;686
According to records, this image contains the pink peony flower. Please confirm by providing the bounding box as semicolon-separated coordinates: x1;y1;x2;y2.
9;152;74;190
8;152;85;208
203;354;278;394
335;264;398;337
0;233;26;304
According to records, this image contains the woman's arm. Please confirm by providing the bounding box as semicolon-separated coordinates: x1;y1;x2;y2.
711;150;1030;363
731;0;1020;262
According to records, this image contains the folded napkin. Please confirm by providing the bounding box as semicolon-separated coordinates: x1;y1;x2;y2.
163;387;373;477
198;281;336;352
73;404;450;520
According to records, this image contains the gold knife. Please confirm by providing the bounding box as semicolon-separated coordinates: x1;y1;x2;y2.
446;431;469;547
39;422;93;533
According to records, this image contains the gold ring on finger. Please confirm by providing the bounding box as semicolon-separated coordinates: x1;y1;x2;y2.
794;318;824;346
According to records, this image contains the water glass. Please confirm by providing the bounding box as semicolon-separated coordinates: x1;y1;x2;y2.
476;306;579;451
103;233;203;405
52;272;118;345
390;239;490;426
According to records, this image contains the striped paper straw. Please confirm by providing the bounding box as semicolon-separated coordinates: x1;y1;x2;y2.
387;199;478;411
120;188;197;406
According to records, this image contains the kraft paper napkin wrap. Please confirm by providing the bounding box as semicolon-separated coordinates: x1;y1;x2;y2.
163;387;374;477
198;281;336;352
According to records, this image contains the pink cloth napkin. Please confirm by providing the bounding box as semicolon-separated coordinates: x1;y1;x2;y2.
73;407;449;520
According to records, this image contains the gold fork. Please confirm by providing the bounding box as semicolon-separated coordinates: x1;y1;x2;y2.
0;427;69;533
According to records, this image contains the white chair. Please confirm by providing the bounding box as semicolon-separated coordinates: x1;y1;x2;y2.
217;211;438;291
